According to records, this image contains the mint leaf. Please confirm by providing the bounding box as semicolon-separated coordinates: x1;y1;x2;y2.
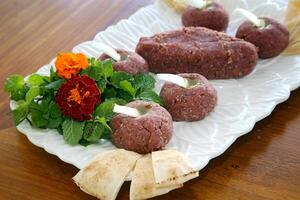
94;101;115;121
10;87;28;101
47;117;63;129
100;121;112;139
4;75;24;92
12;101;29;125
136;90;164;105
119;80;136;97
97;78;107;91
102;87;116;99
28;74;47;86
82;58;112;81
31;109;48;127
116;89;134;102
57;125;63;135
89;57;102;67
44;79;65;90
50;67;59;81
102;59;113;78
79;138;91;146
107;97;127;105
97;117;107;124
25;86;40;102
47;101;63;129
83;122;103;142
29;97;62;129
29;96;51;113
62;119;85;145
134;73;155;94
96;117;112;139
110;72;133;88
49;101;61;118
81;65;102;81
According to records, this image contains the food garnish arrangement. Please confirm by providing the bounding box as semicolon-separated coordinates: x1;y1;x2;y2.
4;0;293;199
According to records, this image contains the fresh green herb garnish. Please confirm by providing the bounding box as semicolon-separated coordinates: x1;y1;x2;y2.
62;118;85;146
4;56;163;146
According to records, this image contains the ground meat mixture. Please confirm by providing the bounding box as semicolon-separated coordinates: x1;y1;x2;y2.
99;49;149;75
182;2;229;32
160;73;217;121
236;17;289;58
110;100;173;154
136;27;258;79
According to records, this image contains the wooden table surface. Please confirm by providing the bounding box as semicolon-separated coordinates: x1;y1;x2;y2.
0;0;299;199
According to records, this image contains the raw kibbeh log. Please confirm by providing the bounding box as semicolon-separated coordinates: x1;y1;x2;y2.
99;49;149;75
111;100;173;154
160;73;217;121
236;17;289;59
182;2;229;32
136;27;258;79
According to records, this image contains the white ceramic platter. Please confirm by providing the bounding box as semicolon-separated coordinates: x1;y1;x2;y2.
12;0;300;173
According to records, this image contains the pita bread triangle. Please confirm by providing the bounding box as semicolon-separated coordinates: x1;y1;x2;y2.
152;149;199;188
130;154;183;200
73;149;141;200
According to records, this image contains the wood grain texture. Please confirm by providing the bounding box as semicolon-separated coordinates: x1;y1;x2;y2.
0;0;299;200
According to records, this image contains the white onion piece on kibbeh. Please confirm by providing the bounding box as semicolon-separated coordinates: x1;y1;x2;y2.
98;48;149;75
113;104;143;118
234;8;265;28
183;0;209;9
92;42;121;61
157;73;190;88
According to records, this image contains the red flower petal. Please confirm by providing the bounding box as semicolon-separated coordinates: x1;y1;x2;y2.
55;75;101;121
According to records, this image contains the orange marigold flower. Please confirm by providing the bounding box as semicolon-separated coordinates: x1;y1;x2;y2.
55;52;89;79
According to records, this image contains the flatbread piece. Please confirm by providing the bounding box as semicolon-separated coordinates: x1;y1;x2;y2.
73;149;141;200
152;149;199;188
130;155;183;200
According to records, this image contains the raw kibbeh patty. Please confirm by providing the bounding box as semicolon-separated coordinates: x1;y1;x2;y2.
160;73;217;121
136;27;258;79
110;100;173;154
99;49;149;75
236;17;289;58
182;2;229;32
